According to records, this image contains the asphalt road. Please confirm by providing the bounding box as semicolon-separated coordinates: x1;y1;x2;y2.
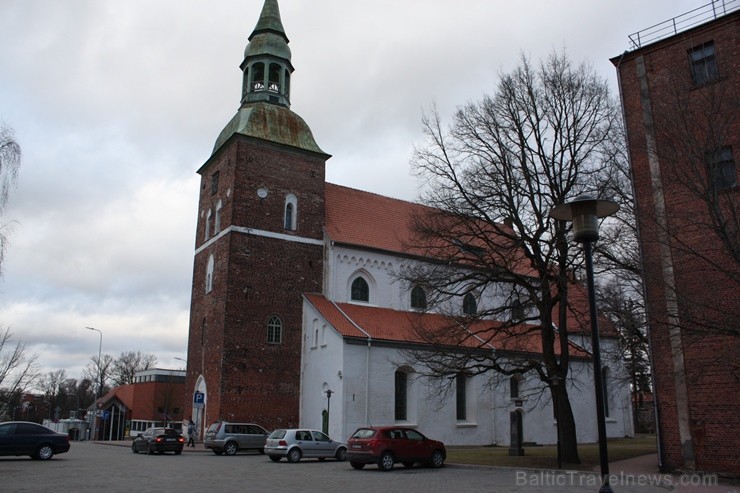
0;441;704;493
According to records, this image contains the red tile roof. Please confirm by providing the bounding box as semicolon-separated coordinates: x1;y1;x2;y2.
304;293;589;357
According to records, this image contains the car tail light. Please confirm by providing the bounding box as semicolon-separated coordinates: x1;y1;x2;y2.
155;437;163;443
178;437;185;443
278;440;287;446
367;440;380;450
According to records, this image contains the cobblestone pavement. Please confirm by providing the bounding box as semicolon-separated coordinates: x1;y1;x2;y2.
0;441;735;493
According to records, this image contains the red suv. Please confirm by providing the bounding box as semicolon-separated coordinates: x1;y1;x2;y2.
346;426;446;471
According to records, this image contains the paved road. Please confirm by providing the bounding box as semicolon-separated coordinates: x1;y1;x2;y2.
0;441;733;493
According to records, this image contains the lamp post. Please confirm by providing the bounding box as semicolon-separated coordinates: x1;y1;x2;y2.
85;327;103;440
325;389;333;434
550;194;618;493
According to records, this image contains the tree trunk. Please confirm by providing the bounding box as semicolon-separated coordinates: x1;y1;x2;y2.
554;383;581;464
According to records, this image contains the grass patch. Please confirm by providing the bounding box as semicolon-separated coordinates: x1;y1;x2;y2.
446;435;657;471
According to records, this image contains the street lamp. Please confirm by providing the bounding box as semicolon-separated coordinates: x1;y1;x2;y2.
85;326;103;440
325;389;333;434
550;194;619;493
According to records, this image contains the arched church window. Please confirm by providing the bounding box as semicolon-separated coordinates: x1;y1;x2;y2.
463;293;477;315
205;209;212;241
351;277;369;302
267;315;282;344
510;374;523;399
284;194;297;230
251;62;265;92
394;370;407;421
410;285;427;310
205;254;215;294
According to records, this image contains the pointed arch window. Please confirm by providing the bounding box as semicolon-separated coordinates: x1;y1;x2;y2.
510;374;523;399
456;373;468;420
284;194;297;230
205;254;215;294
463;293;477;315
267;315;282;344
205;209;212;241
351;277;370;302
410;285;427;310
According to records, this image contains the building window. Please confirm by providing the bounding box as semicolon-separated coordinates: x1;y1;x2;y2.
463;293;477;315
284;194;297;230
211;171;219;195
267;316;282;344
205;209;212;241
601;367;610;418
251;62;265;91
205;255;214;294
394;370;407;421
456;373;467;420
351;277;370;302
410;285;427;310
214;200;222;234
709;147;736;191
689;41;718;86
510;374;523;399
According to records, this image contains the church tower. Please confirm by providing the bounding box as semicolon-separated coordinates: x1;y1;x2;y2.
185;0;329;433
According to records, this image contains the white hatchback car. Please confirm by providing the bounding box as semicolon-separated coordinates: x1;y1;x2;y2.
265;429;347;463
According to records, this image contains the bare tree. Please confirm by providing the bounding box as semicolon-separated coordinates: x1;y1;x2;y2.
0;122;21;278
0;328;39;419
404;50;624;464
110;351;157;386
83;353;115;400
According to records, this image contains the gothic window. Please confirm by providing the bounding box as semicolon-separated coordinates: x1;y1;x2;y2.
214;200;222;234
351;277;370;302
709;147;736;191
284;194;297;230
463;293;477;315
456;373;467;420
689;41;718;85
394;370;407;421
205;254;215;294
267;315;282;344
410;285;427;310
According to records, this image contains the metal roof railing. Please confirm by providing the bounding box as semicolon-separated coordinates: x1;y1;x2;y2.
628;0;739;50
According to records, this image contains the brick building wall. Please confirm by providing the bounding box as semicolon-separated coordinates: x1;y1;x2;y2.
186;134;326;431
613;10;739;475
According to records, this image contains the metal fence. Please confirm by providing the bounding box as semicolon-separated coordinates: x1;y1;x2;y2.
628;0;739;50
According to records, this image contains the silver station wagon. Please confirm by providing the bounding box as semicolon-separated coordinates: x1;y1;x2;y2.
265;429;347;463
204;421;269;456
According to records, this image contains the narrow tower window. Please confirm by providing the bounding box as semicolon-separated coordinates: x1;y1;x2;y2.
251;62;265;91
284;194;297;230
214;200;222;234
205;254;215;294
394;370;407;421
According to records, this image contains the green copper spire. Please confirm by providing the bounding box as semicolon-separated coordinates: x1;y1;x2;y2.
210;0;327;157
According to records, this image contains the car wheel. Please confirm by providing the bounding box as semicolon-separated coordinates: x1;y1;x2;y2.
212;450;223;455
259;447;265;455
350;461;365;470
378;451;395;471
224;442;238;456
430;450;445;468
35;444;54;460
132;443;138;454
402;461;414;468
269;455;281;462
335;447;347;462
287;448;302;463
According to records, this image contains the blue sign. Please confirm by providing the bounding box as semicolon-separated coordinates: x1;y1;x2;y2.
193;392;205;405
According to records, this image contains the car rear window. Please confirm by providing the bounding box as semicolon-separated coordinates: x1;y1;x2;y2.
269;429;287;439
350;428;377;439
207;422;222;433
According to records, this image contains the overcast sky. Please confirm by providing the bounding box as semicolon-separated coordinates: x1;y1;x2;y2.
0;0;702;384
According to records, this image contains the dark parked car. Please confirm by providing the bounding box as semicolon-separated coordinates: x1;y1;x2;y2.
265;429;347;462
0;421;71;460
346;426;446;471
131;427;184;455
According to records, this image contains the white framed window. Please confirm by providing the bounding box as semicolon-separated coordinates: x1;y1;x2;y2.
284;194;297;230
267;315;282;344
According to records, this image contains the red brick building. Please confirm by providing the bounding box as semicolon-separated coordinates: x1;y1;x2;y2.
612;2;739;475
